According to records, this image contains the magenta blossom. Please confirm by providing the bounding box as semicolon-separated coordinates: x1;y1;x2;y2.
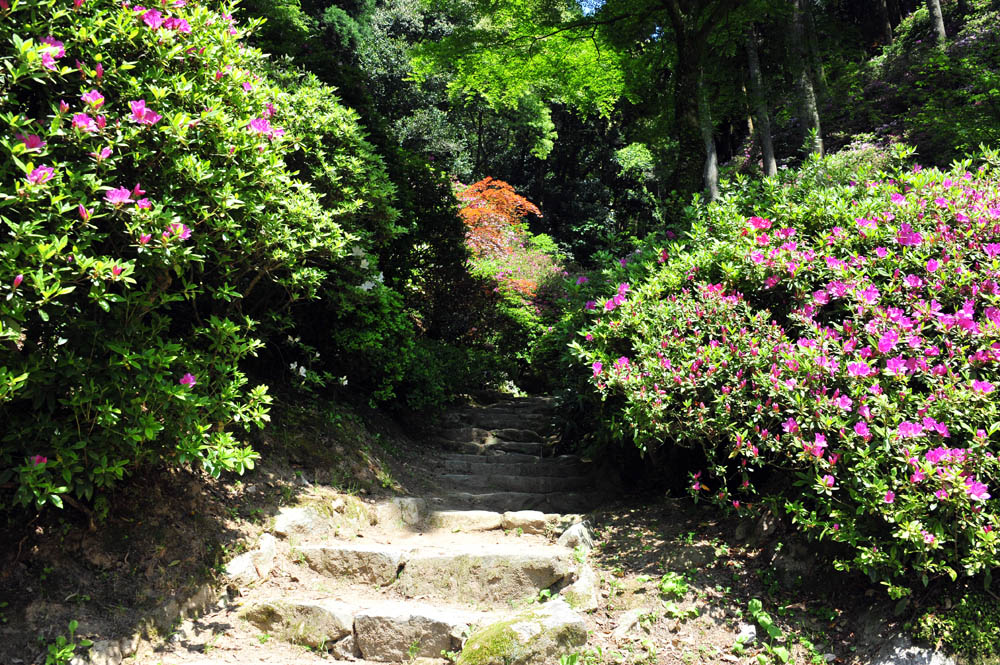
164;222;192;240
17;134;46;150
141;9;164;29
748;216;771;230
81;89;105;108
847;361;873;377
179;372;197;386
72;113;97;132
592;361;602;377
139;234;152;245
27;165;54;185
129;99;162;125
821;474;836;488
78;204;92;221
248;117;271;134
854;421;871;438
105;187;133;205
575;276;588;285
884;491;895;504
971;380;995;394
31;455;47;466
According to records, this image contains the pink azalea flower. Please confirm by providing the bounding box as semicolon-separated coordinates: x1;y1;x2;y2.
31;455;47;465
142;8;164;29
27;165;54;185
164;17;192;32
242;82;253;92
575;276;588;285
854;421;870;438
13;274;23;288
139;234;152;245
41;36;65;58
898;421;924;438
164;222;192;240
128;99;162;125
847;361;872;377
72;113;97;132
90;146;113;162
104;187;134;205
136;198;152;209
926;259;939;272
59;100;70;113
984;243;1000;259
890;192;905;205
264;103;277;117
749;216;771;230
584;301;596;310
884;491;895;504
248;117;271;134
81;89;105;108
971;379;995;394
95;63;103;79
821;474;835;488
17;134;46;150
878;330;898;354
179;372;197;386
40;52;58;70
592;362;602;377
78;204;92;221
922;530;936;545
111;265;123;278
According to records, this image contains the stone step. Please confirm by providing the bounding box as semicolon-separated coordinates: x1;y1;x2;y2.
439;426;545;445
440;473;593;493
443;410;550;431
298;541;573;606
240;596;497;662
442;451;560;463
438;438;548;456
442;457;591;476
439;491;602;514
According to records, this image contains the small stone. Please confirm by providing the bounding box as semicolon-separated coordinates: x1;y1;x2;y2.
557;522;594;552
736;622;757;645
501;511;549;534
241;599;353;649
224;534;277;586
612;608;645;641
560;564;600;612
871;636;956;665
331;634;360;660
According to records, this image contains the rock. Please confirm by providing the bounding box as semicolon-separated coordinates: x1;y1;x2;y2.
377;497;427;527
557;522;594;552
429;510;502;532
560;564;600;612
770;541;813;588
224;534;277;586
871;636;956;665
118;633;141;658
272;506;318;538
750;509;779;546
69;640;122;665
501;511;549;535
331;634;360;660
736;622;757;645
300;543;404;586
396;547;571;605
611;608;645;641
354;604;472;661
456;598;587;665
240;599;353;649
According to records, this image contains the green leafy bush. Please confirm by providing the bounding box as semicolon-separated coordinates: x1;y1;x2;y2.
575;143;1000;589
0;0;396;513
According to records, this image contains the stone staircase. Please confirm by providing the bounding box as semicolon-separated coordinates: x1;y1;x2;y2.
134;395;604;665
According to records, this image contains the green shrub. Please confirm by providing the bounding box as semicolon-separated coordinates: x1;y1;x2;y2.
0;0;395;513
575;143;1000;590
914;590;1000;662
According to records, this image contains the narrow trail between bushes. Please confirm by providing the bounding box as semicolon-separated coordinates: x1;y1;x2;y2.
132;395;606;665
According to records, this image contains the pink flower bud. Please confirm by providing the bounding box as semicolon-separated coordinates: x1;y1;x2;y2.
13;274;23;288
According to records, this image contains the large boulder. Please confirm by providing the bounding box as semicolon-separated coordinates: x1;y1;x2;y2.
456;599;587;665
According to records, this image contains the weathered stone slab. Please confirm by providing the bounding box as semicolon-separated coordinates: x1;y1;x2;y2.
501;511;550;535
428;510;503;532
300;543;403;586
224;534;277;586
557;522;595;552
560;564;600;612
354;603;474;661
396;547;571;606
240;599;353;649
456;599;587;665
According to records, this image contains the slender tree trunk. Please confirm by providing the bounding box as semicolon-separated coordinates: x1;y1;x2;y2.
671;31;706;195
745;25;777;177
926;0;947;48
803;1;828;101
790;0;823;156
698;71;720;202
878;0;895;44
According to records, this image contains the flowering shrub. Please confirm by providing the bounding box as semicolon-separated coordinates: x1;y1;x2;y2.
577;145;1000;589
0;0;397;513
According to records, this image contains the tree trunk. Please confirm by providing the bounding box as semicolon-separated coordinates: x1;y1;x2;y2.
803;0;828;101
926;0;946;48
790;0;823;156
698;71;720;202
745;25;777;177
671;30;706;195
878;0;894;44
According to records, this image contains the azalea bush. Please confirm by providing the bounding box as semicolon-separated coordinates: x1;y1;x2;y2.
0;0;400;514
575;143;1000;590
